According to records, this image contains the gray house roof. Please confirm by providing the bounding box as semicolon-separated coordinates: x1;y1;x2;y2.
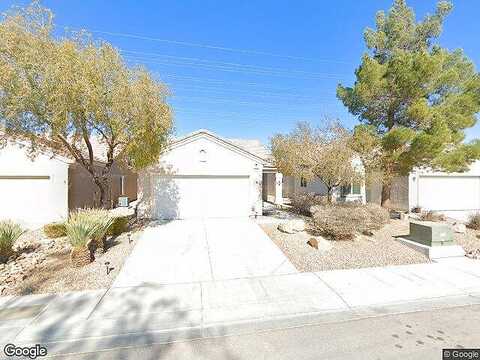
227;138;272;163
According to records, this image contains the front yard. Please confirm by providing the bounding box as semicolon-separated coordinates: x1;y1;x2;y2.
260;202;480;272
260;219;430;272
6;230;138;296
0;210;144;296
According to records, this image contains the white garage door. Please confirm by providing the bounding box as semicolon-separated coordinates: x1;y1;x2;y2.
418;176;480;220
0;176;64;228
154;175;251;219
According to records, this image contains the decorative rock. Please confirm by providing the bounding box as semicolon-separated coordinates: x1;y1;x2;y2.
466;249;480;260
0;230;71;296
278;219;306;234
452;223;467;234
307;238;318;249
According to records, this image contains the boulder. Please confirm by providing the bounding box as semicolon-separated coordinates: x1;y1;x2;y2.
453;223;466;234
299;233;332;252
277;219;306;234
307;238;318;249
466;249;480;260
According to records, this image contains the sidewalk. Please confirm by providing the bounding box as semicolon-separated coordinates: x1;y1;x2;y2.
1;258;479;356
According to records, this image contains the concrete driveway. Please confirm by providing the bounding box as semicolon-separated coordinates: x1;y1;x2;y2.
113;218;297;286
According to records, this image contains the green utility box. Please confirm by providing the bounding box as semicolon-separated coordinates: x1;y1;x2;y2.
409;221;454;247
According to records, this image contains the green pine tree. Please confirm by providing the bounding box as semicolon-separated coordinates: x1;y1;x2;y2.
337;0;480;208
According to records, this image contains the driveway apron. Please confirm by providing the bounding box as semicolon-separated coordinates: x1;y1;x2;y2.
113;218;297;287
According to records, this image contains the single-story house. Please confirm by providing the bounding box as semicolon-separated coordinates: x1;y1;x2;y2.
137;130;266;219
137;129;366;219
368;161;480;221
0;140;137;228
138;129;480;222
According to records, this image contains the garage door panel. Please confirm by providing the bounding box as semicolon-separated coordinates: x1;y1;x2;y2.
204;177;250;218
154;176;250;219
418;176;480;211
0;178;59;226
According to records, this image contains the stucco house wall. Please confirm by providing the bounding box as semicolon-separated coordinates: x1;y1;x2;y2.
0;141;70;228
0;140;138;228
138;131;264;219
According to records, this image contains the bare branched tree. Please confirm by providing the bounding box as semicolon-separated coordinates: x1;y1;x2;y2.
271;121;363;203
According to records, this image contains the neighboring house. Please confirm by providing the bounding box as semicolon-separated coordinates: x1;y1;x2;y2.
368;161;480;221
137;129;366;220
262;160;366;205
0;140;137;228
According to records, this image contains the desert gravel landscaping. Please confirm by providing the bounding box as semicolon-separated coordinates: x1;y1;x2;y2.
1;224;143;296
260;219;432;272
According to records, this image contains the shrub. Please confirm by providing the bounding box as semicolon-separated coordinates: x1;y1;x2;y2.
65;212;101;248
290;193;328;216
364;203;390;230
420;210;446;222
0;221;24;263
467;213;480;230
107;216;130;236
74;209;114;243
312;203;389;240
43;222;66;238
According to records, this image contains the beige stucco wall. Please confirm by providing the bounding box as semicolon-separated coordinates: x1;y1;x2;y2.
366;175;409;210
68;163;137;210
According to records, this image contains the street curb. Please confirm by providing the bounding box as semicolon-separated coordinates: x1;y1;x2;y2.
22;293;480;358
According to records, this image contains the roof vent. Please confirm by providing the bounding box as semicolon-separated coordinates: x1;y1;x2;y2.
199;149;207;162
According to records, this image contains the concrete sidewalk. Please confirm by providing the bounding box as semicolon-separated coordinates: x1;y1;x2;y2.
1;258;479;356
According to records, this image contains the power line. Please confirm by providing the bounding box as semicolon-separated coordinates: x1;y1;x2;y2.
159;74;323;92
120;49;350;78
81;29;353;65
170;95;340;107
168;84;335;100
123;56;348;80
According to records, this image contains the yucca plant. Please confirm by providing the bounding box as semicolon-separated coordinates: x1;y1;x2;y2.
0;220;24;263
74;209;114;249
66;211;103;267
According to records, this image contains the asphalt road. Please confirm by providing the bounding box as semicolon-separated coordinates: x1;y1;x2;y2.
46;304;480;360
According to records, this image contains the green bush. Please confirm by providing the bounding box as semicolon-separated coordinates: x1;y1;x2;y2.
467;213;480;230
66;209;113;248
0;220;24;263
66;212;101;248
75;209;114;242
43;222;66;238
108;216;130;236
312;203;389;240
290;193;328;216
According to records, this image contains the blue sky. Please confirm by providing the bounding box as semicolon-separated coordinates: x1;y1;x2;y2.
1;1;479;144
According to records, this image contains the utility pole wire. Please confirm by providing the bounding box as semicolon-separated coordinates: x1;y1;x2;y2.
80;29;354;65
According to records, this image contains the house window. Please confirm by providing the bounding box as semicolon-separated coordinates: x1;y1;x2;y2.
352;183;361;195
341;183;361;196
300;177;307;187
